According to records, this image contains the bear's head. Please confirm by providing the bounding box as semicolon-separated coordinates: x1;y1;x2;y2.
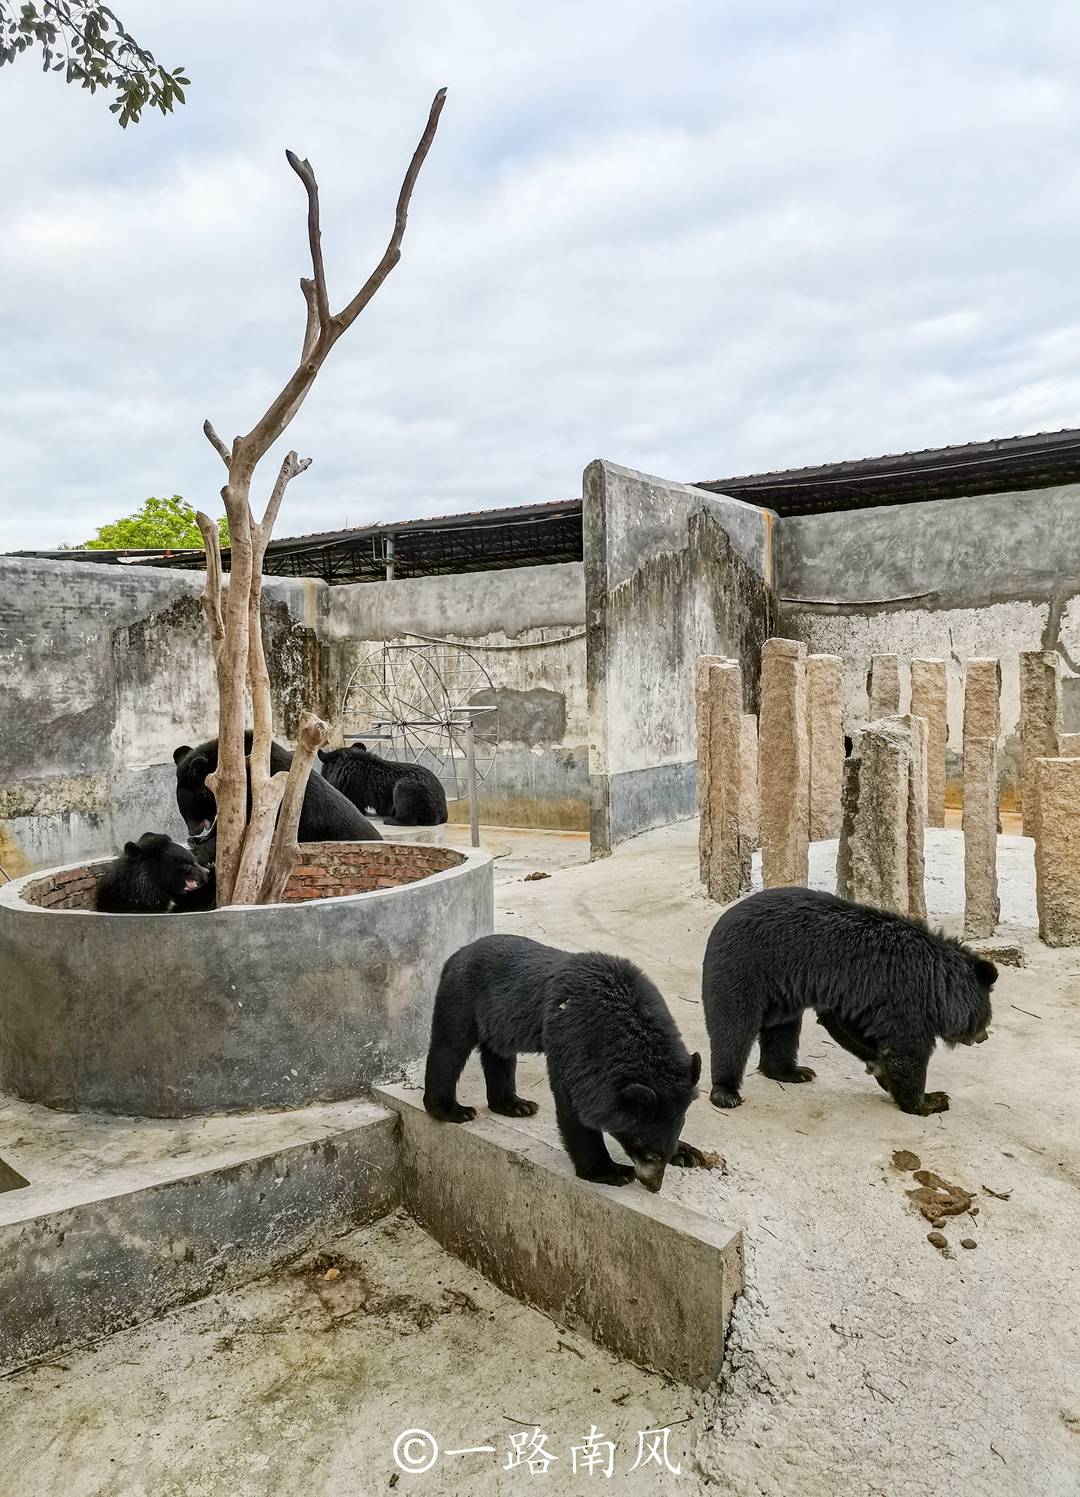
948;951;996;1046
125;831;210;900
173;744;216;837
606;1051;702;1193
317;744;368;771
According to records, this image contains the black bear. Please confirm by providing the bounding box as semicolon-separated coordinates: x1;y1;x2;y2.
95;832;211;913
173;733;381;842
701;886;995;1117
171;831;218;913
318;743;448;826
423;934;706;1191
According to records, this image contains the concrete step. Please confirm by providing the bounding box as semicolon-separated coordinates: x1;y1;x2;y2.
0;1098;399;1373
375;1083;743;1388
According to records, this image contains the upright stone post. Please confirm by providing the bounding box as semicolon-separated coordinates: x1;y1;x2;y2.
910;658;948;828
696;655;725;882
1034;758;1080;946
897;713;928;920
700;661;749;903
837;720;911;914
867;654;901;720
759;639;809;888
962;658;1001;938
807;654;844;841
1019;652;1059;835
739;713;761;853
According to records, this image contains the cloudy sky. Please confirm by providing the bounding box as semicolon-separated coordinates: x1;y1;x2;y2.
2;0;1079;551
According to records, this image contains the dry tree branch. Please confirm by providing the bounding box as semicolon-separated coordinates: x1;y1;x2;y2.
203;419;232;468
334;87;447;335
261;450;312;541
260;712;331;905
286;151;331;333
299;277;320;363
195;510;225;665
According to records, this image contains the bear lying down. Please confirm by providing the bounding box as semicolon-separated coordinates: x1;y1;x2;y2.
95;833;210;914
424;934;707;1191
702;886;996;1117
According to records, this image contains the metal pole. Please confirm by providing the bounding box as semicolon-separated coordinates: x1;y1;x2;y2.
465;718;479;848
385;535;395;582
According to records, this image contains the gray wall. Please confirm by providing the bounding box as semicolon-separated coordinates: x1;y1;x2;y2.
779;483;1080;799
320;563;588;830
0;558;322;874
0;557;587;874
584;461;777;853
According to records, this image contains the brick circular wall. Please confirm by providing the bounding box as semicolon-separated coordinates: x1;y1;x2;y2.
20;844;464;912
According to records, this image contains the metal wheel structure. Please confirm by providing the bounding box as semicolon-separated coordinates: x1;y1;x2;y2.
340;643;499;843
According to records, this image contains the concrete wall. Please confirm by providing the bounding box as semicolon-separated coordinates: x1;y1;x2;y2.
584;461;777;853
778;484;1080;801
0;558;322;874
0;556;587;873
320;563;588;830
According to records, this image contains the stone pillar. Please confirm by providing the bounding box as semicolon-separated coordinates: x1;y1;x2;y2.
1034;758;1080;946
807;654;844;841
1019;651;1058;835
698;660;749;903
897;712;928;920
739;713;761;853
1057;733;1080;757
910;658;948;828
867;654;901;720
696;655;725;882
759;638;809;888
962;659;1001;938
837;720;912;914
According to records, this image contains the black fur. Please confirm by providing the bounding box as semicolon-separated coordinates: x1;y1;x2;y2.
95;832;210;914
173;733;381;842
318;744;448;826
171;832;218;913
702;886;995;1116
423;934;704;1191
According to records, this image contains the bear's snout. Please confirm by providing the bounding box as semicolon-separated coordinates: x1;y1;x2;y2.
633;1160;667;1193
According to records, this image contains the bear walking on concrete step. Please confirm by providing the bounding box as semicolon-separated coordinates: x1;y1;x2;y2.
423;934;706;1191
701;886;996;1117
173;733;381;844
318;743;448;827
95;832;211;913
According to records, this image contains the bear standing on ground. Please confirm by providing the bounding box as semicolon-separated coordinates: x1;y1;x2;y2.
173;733;381;843
318;743;448;826
423;934;706;1191
95;833;211;913
701;886;995;1116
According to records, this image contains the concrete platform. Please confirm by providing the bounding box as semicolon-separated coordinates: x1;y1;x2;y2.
0;1098;399;1373
376;1083;743;1388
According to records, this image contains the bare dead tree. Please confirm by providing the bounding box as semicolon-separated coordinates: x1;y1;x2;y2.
196;88;446;906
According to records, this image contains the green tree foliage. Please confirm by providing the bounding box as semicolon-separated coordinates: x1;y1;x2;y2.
1;2;189;125
82;496;228;551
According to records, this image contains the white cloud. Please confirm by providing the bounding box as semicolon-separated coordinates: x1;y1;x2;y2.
2;0;1080;549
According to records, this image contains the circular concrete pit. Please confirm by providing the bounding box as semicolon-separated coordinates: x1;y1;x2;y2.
0;842;493;1117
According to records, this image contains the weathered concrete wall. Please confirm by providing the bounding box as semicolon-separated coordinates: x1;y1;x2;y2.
0;557;323;873
321;563;588;831
778;484;1080;804
0;557;588;871
584;462;777;853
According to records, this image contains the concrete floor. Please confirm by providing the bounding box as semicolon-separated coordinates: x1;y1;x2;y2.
3;819;1079;1496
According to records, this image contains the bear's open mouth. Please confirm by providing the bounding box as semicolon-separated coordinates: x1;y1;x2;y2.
183;877;202;891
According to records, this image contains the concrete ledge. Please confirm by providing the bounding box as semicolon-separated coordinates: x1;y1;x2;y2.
375;1083;742;1388
0;1101;399;1373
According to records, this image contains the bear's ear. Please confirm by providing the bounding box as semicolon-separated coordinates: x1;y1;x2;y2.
970;954;998;989
689;1052;702;1086
621;1082;656;1110
173;745;193;765
123;841;140;857
317;748;331;762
